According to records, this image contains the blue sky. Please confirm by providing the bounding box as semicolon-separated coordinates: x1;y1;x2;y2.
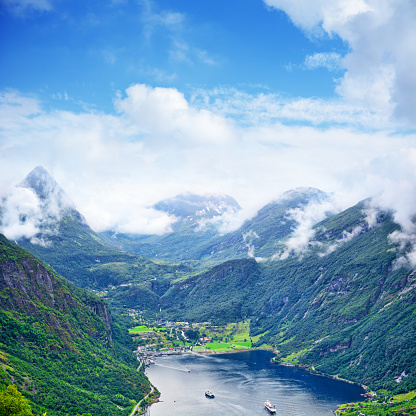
1;0;347;112
1;0;416;238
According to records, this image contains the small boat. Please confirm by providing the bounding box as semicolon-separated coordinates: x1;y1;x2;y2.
264;400;276;413
205;391;215;398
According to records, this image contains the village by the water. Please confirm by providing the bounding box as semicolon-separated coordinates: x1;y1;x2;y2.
129;315;413;416
129;315;264;367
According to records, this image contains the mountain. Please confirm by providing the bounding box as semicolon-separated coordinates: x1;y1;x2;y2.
100;188;330;262
100;192;242;260
197;187;331;261
0;165;77;247
0;166;189;312
19;165;72;207
160;199;416;393
153;193;241;220
160;258;261;323
0;233;153;416
3;167;416;395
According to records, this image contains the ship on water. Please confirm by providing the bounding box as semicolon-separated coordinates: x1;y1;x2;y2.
264;400;277;413
205;391;215;398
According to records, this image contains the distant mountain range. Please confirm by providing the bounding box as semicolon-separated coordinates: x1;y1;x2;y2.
100;186;332;262
153;192;241;220
1;166;416;394
99;192;242;260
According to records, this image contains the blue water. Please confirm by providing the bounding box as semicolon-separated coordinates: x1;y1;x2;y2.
145;350;364;416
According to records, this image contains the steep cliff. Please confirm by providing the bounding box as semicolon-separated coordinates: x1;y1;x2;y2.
0;234;151;416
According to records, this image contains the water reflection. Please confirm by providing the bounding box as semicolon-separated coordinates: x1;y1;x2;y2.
146;350;364;416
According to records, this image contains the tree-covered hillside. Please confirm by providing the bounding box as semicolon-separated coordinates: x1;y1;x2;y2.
160;201;416;393
0;234;152;416
3;167;416;396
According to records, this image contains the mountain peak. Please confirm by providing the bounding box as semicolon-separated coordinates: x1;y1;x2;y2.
19;166;62;201
153;193;241;220
277;187;328;202
0;166;80;244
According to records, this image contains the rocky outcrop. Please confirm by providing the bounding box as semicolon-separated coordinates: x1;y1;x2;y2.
0;234;114;349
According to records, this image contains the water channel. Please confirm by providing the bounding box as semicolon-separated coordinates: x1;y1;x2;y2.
145;350;364;416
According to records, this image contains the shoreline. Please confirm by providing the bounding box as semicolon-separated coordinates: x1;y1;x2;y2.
277;361;368;390
149;346;366;391
191;346;275;355
194;347;367;392
144;347;369;415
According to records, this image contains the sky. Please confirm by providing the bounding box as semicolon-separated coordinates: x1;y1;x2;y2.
1;0;416;239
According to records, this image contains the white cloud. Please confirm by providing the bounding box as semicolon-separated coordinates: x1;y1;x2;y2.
195;49;218;66
114;84;236;146
0;90;42;126
264;0;416;127
191;87;394;129
1;87;416;238
318;225;364;257
243;230;260;258
389;231;416;268
350;148;416;267
140;0;184;40
273;198;340;260
364;149;416;234
196;209;250;236
138;0;218;69
0;187;42;241
304;52;341;71
0;185;66;246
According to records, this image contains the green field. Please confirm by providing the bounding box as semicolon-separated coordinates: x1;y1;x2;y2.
129;320;272;353
194;320;271;352
393;390;416;402
128;325;153;334
200;320;267;345
204;341;251;352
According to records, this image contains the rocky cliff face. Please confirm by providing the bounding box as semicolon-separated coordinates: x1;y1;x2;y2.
1;257;55;309
84;298;113;346
0;234;113;348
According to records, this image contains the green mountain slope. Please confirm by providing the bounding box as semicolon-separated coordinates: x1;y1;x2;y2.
0;233;152;416
160;258;261;323
160;200;416;393
252;205;416;392
197;187;330;261
0;167;190;313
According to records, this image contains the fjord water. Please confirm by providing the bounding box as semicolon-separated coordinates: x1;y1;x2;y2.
145;350;364;416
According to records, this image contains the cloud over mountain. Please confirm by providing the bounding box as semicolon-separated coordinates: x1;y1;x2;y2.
1;83;416;236
0;166;73;244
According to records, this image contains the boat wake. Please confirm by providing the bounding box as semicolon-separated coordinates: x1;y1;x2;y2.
154;363;191;373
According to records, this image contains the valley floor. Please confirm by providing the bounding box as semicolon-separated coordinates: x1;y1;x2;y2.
130;319;416;416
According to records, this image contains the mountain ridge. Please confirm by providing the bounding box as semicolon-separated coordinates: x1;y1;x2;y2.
160;199;416;392
99;192;242;261
0;233;152;416
2;166;416;396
